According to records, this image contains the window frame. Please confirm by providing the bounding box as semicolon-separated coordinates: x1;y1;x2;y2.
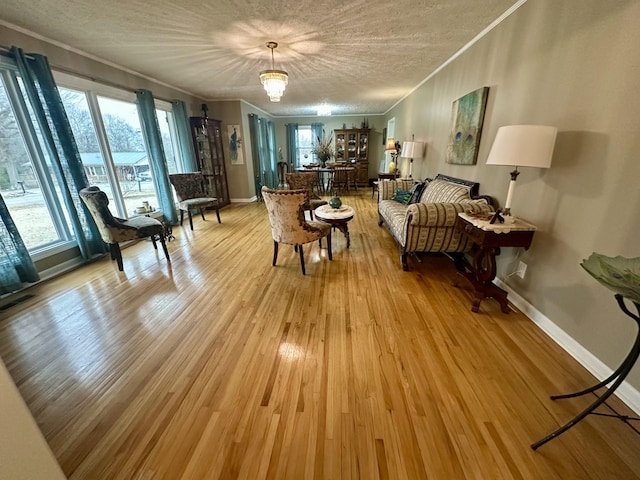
0;60;186;262
0;59;77;259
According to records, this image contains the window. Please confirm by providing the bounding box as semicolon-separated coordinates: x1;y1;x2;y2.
297;125;314;166
0;60;186;264
0;64;74;253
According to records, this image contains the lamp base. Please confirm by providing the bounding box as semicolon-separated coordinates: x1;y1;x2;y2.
489;209;516;225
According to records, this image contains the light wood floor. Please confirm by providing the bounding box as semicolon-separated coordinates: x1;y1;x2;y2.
1;191;640;479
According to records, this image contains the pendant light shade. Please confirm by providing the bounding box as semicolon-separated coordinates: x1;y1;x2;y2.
259;42;288;102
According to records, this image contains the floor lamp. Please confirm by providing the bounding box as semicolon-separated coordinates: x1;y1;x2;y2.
485;125;557;221
400;136;424;178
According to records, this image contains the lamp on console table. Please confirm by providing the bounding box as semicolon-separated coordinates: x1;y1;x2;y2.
384;137;401;174
485;125;557;222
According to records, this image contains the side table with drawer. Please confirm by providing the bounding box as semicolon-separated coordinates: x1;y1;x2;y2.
455;213;537;313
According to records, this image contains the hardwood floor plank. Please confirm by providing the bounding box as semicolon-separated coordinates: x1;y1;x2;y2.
1;191;640;479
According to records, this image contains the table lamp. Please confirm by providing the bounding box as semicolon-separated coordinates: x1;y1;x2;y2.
400;135;424;178
384;137;396;173
485;125;557;219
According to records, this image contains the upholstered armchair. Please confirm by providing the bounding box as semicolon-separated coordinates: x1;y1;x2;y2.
284;171;327;220
168;173;221;230
261;186;332;275
79;186;169;271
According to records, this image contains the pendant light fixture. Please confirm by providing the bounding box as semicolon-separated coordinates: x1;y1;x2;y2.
259;41;288;102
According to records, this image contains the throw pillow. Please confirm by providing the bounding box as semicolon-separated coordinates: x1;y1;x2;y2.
408;182;427;204
391;188;412;205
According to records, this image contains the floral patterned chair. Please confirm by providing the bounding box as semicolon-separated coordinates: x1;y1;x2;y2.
284;171;327;220
79;186;169;271
261;186;332;275
168;173;221;230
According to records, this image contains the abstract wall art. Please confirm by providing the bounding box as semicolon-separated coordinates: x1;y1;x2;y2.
446;87;489;165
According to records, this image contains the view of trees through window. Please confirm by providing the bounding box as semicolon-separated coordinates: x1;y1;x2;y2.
297;125;313;166
0;69;181;254
0;78;62;250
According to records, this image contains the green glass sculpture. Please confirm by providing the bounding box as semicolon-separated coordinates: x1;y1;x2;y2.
329;196;342;209
581;253;640;304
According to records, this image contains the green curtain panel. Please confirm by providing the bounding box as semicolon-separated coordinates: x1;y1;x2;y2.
249;113;278;193
248;114;262;199
171;100;198;172
135;89;177;224
11;46;106;260
286;123;298;168
0;192;39;294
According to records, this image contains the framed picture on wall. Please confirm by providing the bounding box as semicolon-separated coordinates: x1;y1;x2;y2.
446;87;489;165
227;124;243;165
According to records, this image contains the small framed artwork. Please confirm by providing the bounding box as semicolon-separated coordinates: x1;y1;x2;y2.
227;124;243;165
446;87;489;165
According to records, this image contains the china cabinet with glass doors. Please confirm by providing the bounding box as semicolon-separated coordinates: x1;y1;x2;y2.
334;128;370;186
189;116;230;207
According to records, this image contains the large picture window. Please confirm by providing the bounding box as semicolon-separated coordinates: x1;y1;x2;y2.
0;66;73;253
0;60;185;263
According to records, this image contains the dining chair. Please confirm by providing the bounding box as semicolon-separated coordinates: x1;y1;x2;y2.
79;186;169;271
261;186;332;275
168;173;221;230
284;171;327;220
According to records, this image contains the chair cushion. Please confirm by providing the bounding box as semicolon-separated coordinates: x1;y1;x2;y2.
178;197;218;210
123;215;164;238
307;220;331;236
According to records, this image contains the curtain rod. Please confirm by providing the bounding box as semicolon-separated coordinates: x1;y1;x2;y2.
0;44;175;104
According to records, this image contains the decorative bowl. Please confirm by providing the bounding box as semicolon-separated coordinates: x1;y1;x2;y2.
581;253;640;303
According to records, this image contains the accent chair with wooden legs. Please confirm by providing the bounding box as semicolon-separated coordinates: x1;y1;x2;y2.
79;186;169;271
284;171;327;220
168;172;221;230
261;186;332;275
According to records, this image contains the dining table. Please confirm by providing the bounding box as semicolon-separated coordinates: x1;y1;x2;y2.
296;165;356;194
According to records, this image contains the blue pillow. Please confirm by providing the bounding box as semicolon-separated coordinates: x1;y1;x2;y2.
391;188;412;205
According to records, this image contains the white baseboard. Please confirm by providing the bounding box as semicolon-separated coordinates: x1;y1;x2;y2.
230;196;258;203
495;278;640;415
37;256;86;283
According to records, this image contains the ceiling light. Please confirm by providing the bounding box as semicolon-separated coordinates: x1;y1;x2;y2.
317;105;332;116
259;41;288;102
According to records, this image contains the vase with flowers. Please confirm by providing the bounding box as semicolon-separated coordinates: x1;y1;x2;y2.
312;130;334;168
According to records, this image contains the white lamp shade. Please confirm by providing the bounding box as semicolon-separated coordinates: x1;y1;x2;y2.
400;141;424;159
486;125;557;168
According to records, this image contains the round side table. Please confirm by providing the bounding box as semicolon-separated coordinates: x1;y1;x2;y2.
314;204;355;248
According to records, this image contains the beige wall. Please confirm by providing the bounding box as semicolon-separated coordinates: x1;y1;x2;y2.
0;26;199;107
386;0;640;388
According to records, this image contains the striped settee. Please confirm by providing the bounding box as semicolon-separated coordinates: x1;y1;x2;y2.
377;174;495;270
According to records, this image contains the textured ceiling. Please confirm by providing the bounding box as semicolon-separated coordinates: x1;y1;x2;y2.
1;0;521;117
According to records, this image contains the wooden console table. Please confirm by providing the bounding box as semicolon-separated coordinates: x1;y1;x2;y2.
455;213;536;313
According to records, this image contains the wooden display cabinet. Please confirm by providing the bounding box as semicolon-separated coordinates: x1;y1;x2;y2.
189;116;230;207
334;128;370;186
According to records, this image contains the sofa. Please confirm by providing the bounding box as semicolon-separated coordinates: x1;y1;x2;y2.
377;174;495;270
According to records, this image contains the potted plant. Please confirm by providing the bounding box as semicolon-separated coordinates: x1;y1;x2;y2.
312;130;334;168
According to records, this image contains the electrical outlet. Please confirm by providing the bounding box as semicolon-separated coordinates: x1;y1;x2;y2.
516;261;527;279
